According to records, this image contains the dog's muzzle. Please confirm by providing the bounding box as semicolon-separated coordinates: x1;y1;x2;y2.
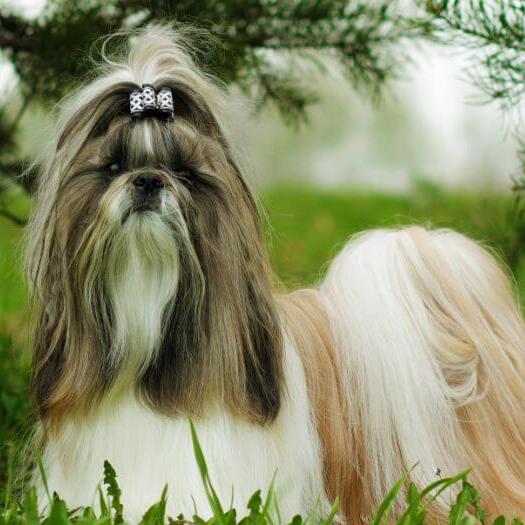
132;172;165;212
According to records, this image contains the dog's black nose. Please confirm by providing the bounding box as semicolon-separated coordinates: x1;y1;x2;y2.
133;173;165;194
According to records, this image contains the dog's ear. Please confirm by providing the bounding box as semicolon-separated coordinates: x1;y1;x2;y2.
30;229;116;428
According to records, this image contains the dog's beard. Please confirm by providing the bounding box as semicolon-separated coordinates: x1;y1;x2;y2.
71;151;205;385
59;121;184;374
105;212;180;376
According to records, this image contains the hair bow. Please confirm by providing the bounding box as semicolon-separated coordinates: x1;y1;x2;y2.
130;84;174;120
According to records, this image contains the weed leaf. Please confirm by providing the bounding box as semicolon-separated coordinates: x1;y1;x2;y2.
42;495;71;525
103;461;124;524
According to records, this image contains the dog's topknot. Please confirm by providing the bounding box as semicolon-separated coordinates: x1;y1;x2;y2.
52;25;228;160
27;25;235;296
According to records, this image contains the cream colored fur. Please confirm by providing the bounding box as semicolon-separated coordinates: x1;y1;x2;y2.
319;227;525;519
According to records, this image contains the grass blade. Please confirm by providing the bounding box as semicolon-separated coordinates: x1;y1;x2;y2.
36;455;52;507
189;419;226;525
371;471;410;525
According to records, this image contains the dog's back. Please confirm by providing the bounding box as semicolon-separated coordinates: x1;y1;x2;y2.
290;226;525;521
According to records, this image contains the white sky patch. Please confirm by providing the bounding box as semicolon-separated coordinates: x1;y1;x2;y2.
0;58;18;102
247;43;520;190
2;0;46;18
0;0;46;99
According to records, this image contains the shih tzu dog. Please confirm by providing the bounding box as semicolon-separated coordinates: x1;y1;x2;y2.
25;26;525;523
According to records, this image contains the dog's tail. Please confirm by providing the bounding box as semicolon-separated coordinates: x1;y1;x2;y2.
319;226;525;518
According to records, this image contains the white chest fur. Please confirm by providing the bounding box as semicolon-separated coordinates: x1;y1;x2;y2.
38;345;327;523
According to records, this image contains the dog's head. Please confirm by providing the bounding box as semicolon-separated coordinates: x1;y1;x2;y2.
26;26;283;429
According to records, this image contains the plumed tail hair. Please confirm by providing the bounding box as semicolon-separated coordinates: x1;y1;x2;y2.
320;226;525;519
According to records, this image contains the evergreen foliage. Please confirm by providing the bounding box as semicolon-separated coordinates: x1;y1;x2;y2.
414;0;525;268
0;0;418;205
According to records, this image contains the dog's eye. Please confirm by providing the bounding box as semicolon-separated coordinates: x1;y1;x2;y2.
104;162;122;176
174;169;195;187
174;168;216;193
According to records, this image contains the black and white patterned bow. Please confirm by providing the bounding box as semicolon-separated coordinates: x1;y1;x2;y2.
130;84;174;120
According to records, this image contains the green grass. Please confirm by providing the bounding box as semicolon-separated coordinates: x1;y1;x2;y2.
262;184;514;288
1;424;523;524
1;185;524;523
0;186;29;322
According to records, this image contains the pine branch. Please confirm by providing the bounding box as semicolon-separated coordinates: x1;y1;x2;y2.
0;12;34;51
415;0;525;108
1;1;418;103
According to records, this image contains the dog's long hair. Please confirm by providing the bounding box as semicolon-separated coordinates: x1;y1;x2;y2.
26;26;525;522
318;228;525;519
26;27;283;431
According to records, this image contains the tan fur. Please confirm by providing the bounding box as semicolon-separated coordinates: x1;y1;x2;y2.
281;290;372;523
406;227;525;517
282;229;525;521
